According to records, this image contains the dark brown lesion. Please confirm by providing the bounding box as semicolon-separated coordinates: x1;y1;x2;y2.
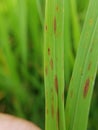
48;48;50;55
83;78;90;98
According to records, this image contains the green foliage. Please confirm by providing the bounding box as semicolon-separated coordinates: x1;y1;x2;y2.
0;0;44;129
0;0;98;130
65;0;98;130
44;0;65;130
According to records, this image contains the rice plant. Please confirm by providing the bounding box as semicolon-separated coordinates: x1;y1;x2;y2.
44;0;98;130
0;0;98;130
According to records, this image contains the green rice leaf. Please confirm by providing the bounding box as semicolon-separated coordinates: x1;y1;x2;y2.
65;0;98;130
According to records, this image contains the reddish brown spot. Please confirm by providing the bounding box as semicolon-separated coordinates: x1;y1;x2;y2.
51;103;54;117
48;48;50;55
54;76;58;94
83;78;90;98
88;62;91;70
54;17;56;34
45;67;48;75
50;59;53;70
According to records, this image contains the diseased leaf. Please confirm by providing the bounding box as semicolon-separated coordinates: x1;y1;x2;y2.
44;0;66;130
65;0;98;130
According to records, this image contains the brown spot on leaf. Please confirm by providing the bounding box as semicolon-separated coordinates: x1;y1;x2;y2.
54;17;56;34
54;76;58;94
48;48;50;55
50;59;53;70
83;78;90;98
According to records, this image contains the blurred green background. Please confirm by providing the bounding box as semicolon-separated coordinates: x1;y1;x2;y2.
0;0;98;130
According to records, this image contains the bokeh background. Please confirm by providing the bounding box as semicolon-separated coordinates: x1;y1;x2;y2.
0;0;98;130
